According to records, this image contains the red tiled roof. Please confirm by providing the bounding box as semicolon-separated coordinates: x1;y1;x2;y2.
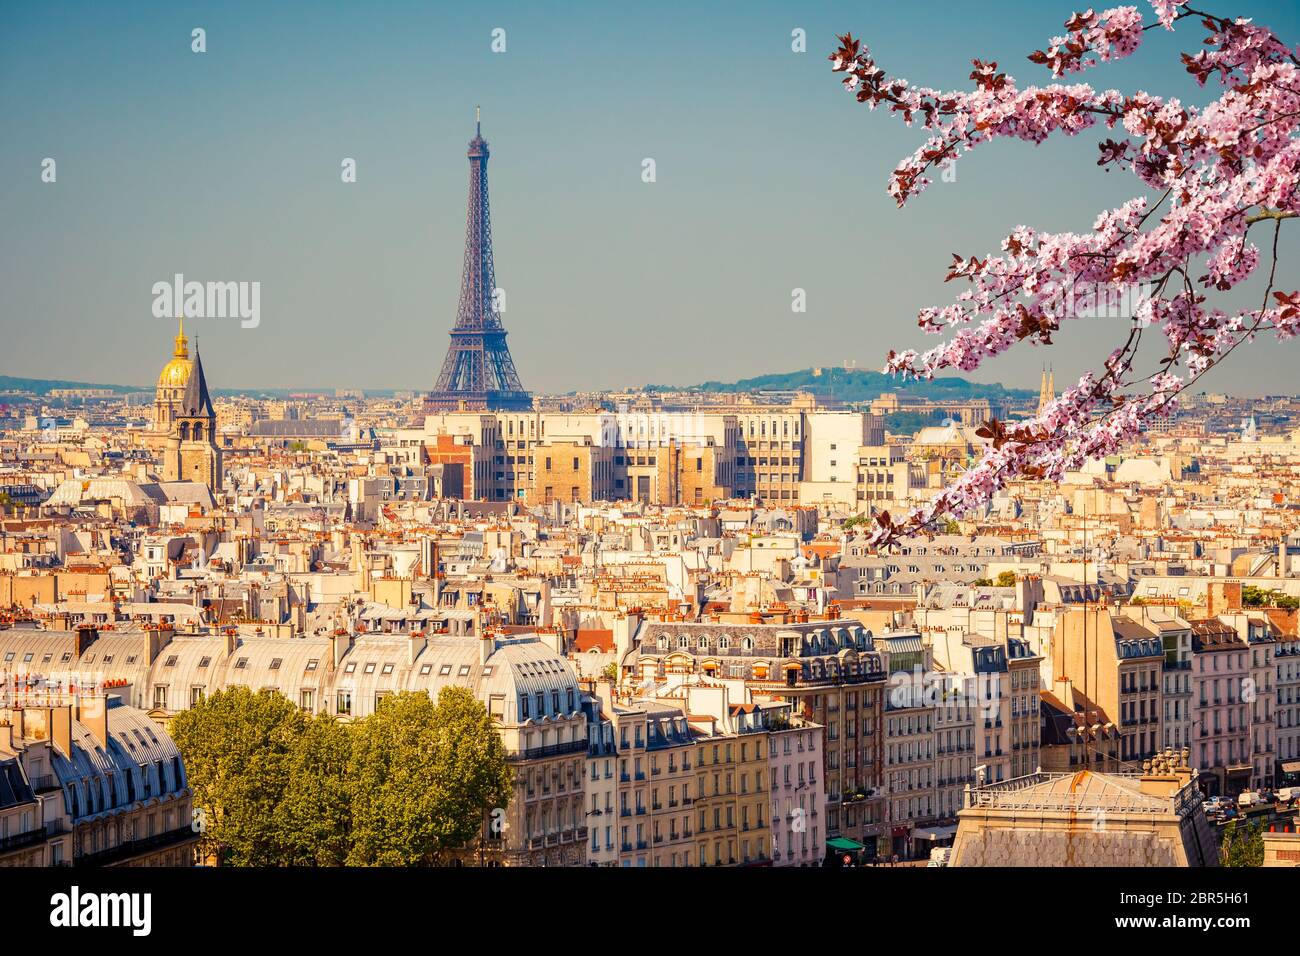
575;628;614;652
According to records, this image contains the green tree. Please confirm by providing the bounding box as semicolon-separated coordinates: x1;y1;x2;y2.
884;410;933;435
1242;585;1298;610
942;518;961;534
171;686;306;866
995;570;1017;588
276;713;354;866
1220;818;1265;867
972;578;993;587
346;688;512;866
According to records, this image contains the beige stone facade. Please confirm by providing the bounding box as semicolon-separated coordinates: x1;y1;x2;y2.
951;752;1218;867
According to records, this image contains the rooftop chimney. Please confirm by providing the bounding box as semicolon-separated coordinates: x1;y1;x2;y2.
330;631;352;669
76;694;109;750
46;706;72;758
1138;747;1190;799
74;623;98;658
408;632;427;666
1054;675;1073;705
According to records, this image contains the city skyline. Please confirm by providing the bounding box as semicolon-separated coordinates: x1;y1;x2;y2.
9;0;1300;921
3;0;1298;396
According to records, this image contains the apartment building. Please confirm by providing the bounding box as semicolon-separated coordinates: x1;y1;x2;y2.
929;634;1041;786
798;411;873;510
0;746;71;866
627;614;887;858
693;731;738;866
841;535;1041;597
1189;618;1252;797
414;410;740;506
1276;634;1300;781
733;409;804;502
877;632;937;858
930;669;976;820
1218;613;1279;788
689;710;771;866
644;705;698;867
0;690;194;867
1039;677;1124;773
605;700;696;867
767;705;825;866
412;406;913;507
1053;607;1164;768
853;442;912;512
1126;606;1194;753
1006;641;1042;778
12;622;591;866
582;695;619;866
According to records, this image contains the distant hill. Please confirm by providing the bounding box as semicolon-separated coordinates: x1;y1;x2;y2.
659;367;1034;405
0;374;407;399
0;374;139;396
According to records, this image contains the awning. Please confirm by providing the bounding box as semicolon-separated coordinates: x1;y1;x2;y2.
1281;760;1300;773
826;837;866;852
913;824;959;841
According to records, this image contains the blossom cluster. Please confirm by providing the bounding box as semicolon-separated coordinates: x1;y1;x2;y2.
830;2;1300;546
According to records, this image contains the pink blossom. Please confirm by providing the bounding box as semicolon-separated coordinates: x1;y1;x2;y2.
832;2;1300;547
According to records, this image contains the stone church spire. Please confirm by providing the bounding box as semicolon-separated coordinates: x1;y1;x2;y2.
1038;366;1055;414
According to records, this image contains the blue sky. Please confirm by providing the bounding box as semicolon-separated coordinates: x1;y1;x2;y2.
2;0;1297;394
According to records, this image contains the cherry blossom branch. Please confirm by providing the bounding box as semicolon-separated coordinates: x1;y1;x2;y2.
830;1;1300;548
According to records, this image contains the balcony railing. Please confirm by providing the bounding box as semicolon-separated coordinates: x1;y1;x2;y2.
509;740;589;762
30;774;61;794
0;820;65;854
75;826;198;867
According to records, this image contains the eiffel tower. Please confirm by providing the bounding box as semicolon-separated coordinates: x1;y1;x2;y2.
426;109;531;412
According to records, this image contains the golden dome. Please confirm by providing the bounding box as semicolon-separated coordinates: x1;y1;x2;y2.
157;316;194;388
